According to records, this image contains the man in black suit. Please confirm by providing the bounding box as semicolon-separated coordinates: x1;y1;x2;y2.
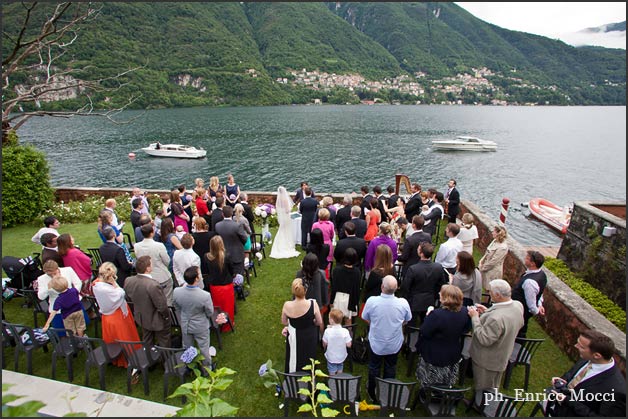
341;206;367;240
214;205;248;275
210;196;225;231
239;192;256;235
334;222;367;266
359;185;374;219
546;329;626;417
403;183;423;221
99;227;133;287
130;197;144;231
294;181;315;205
334;195;353;237
373;185;389;222
40;233;64;267
397;215;432;280
400;242;448;326
423;191;445;237
386;185;400;215
298;186;318;248
444;178;460;223
426;188;438;207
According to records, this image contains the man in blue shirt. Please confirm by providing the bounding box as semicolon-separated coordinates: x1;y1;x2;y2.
361;275;412;403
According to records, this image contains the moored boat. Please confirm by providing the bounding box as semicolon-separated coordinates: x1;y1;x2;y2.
528;197;571;234
431;135;497;151
141;143;206;159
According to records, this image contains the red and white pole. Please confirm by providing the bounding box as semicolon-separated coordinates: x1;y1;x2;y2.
499;197;510;225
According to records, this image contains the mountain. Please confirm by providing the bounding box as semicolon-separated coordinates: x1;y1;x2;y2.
2;2;626;109
560;21;626;50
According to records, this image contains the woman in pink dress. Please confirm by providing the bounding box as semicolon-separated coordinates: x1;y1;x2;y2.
170;190;190;233
311;208;335;266
57;233;93;295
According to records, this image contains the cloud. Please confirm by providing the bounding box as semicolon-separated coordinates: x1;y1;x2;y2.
559;29;626;49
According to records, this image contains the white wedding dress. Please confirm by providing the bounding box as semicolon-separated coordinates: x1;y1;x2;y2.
270;187;301;259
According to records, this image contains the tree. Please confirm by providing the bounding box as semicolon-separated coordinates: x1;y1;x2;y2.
2;2;142;145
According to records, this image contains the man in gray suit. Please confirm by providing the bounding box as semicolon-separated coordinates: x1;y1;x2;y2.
133;224;174;305
214;205;248;276
124;256;171;348
173;266;215;366
468;279;524;406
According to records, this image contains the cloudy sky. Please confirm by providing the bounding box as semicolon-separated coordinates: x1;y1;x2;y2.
456;2;626;49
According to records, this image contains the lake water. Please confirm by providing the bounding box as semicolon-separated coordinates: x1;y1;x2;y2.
16;105;626;246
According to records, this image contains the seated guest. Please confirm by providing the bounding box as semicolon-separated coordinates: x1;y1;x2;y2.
57;233;93;295
40;233;64;267
99;227;133;287
363;222;398;273
31;216;60;245
203;235;235;332
191;217;215;278
173;234;201;287
416;285;471;392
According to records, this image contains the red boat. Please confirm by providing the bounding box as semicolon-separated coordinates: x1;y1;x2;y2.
528;198;571;234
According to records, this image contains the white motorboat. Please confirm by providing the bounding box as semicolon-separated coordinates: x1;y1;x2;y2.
141;143;207;158
431;135;497;151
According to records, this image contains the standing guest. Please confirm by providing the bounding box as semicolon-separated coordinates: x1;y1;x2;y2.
512;250;547;338
92;262;141;368
178;184;194;232
161;196;172;222
214;205;248;276
170;190;190;234
364;199;382;243
448;251;483;306
234;203;253;264
57;233;93;294
208;176;223;202
363;222;398;273
195;188;211;226
403;183;423;221
420;191;430;208
397;215;431;279
134;213;152;244
468;279;524;407
172;233;201;287
416;285;471;391
334;195;353;237
421;191;445;237
340;206;367;240
363;244;394;302
210;196;225;231
239;192;256;235
130;198;145;232
298;186;318;249
358;185;374;219
373;186;388;224
435;223;463;275
294;181;315;205
444;179;460;223
130;187;150;215
99;227;133;287
322;308;352;376
124;256;171;348
311;208;335;266
384;196;406;224
362;275;412;403
37;260;83;331
97;210;132;262
333;222;367;268
160;217;183;273
153;208;165;242
457;213;479;255
191;217;215;277
478;225;509;292
401;242;448;326
386;185;400;214
133;223;174;305
315;195;337;226
306;228;331;272
173;266;216;367
42;275;86;336
282;278;324;373
203;235;236;332
330;248;361;325
31;216;60;245
393;216;409;250
544;329;626;417
426;188;438;207
224;174;241;208
40;233;64;267
295;252;328;310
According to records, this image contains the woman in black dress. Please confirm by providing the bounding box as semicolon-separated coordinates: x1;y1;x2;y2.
295;252;328;309
282;278;324;373
330;248;361;325
306;228;330;272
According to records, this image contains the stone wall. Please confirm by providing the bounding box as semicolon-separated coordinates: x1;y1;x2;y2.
557;201;626;309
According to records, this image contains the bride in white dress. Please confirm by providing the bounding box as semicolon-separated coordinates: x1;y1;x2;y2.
270;186;301;259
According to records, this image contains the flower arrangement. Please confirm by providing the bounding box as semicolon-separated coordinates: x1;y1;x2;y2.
169;346;239;417
254;203;278;228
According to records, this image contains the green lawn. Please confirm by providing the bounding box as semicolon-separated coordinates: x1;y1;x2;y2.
2;221;574;416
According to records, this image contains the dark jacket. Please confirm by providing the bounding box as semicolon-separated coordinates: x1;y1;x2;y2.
99;241;132;287
401;260;448;313
335;205;352;236
418;306;471;367
334;236;367;266
330;265;361;313
341;218;367;240
397;230;432;277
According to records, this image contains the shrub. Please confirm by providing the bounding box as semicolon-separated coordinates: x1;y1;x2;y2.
2;144;55;227
544;257;626;330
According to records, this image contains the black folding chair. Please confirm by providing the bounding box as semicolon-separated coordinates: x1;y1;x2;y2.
420;384;469;416
4;322;49;375
154;345;189;401
327;373;362;416
19;289;49;328
275;370;309;416
73;335;122;391
503;337;545;391
46;327;80;382
116;339;160;395
376;377;417;417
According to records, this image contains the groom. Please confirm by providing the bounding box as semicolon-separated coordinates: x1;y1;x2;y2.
299;186;318;249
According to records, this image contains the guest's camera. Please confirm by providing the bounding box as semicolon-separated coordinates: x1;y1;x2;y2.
552;378;568;393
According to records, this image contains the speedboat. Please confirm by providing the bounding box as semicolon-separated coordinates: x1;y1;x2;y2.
431;135;497;151
141;143;207;159
528;198;571;234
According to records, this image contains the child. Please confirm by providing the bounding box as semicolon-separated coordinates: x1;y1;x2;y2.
322;308;352;375
175;224;186;240
42;275;86;337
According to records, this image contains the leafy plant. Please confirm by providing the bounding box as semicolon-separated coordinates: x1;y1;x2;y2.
296;358;339;418
2;383;89;417
258;359;281;395
168;347;239;417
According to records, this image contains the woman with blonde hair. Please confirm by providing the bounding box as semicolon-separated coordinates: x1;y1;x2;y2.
416;284;471;390
478;225;509;291
311;207;335;266
204;235;235;331
208;176;222;202
234;203;252;263
457;213;479;255
91;262;141;368
281;278;324;372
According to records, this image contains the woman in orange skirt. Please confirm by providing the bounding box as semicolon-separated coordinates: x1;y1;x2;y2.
91;262;141;368
203;236;235;332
